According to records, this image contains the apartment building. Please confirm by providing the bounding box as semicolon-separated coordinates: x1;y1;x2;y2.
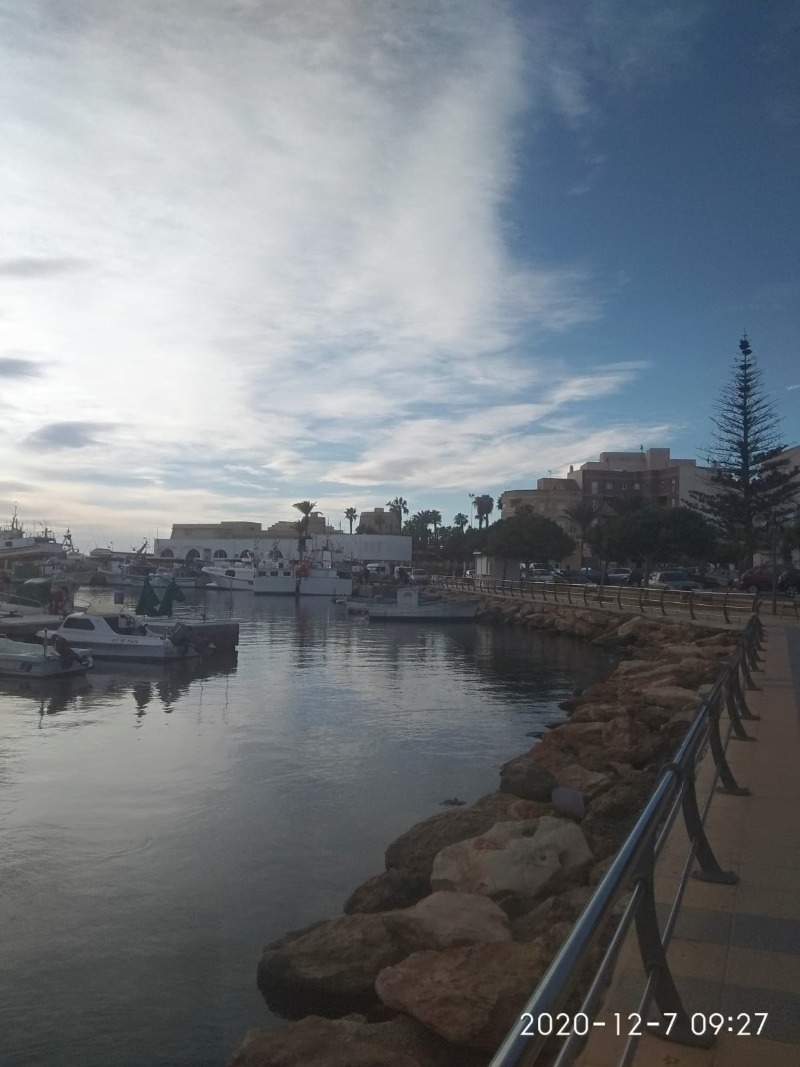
356;507;401;535
573;448;711;510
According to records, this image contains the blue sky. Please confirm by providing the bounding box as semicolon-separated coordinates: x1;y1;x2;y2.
1;0;798;550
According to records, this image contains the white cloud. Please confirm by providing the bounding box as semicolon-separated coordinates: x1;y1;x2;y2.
0;1;701;545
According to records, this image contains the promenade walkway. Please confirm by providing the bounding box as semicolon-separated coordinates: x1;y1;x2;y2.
577;622;800;1067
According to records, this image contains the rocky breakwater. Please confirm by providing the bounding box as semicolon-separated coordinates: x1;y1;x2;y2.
228;606;740;1067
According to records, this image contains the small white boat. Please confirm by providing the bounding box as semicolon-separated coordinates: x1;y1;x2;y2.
350;586;480;620
40;611;204;661
0;635;93;678
202;561;256;590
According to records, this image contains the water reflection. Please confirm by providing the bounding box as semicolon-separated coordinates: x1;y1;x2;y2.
0;589;612;1067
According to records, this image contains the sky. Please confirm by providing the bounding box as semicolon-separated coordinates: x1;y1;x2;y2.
1;0;798;551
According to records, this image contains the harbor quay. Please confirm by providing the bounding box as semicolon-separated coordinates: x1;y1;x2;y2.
225;596;799;1067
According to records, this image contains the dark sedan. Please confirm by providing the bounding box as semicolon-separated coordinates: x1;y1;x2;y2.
738;565;800;597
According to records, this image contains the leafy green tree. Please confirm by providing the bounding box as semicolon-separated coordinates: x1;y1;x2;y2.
692;335;800;568
344;507;358;534
661;507;718;566
440;524;488;570
487;512;574;568
590;505;717;583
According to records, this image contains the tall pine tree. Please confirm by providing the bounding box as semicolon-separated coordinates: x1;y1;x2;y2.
692;335;800;567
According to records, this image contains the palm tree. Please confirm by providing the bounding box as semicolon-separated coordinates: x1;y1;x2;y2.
563;502;597;556
344;507;358;534
453;512;469;532
408;512;432;547
387;496;409;518
387;497;409;533
292;500;317;555
473;494;494;529
429;509;442;543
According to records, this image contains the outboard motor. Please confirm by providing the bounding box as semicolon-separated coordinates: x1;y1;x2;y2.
53;634;78;668
168;623;210;657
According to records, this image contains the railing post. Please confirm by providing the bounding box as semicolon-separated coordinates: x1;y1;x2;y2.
633;837;714;1048
706;689;751;795
679;765;739;884
688;590;696;621
731;665;759;721
725;675;755;740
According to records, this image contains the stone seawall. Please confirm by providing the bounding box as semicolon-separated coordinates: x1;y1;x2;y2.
227;600;741;1067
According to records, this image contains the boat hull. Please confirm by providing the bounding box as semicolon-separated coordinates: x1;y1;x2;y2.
367;599;480;620
253;574;353;596
0;638;93;678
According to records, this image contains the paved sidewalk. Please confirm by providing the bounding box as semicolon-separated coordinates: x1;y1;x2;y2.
576;624;800;1067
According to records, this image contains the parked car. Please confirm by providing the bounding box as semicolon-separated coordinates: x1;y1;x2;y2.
605;568;632;585
647;570;705;591
526;567;555;583
409;568;430;584
738;565;800;597
578;567;602;583
554;571;594;584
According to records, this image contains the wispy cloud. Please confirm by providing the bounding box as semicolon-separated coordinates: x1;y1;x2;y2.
0;1;712;545
0;258;86;278
25;422;118;451
0;357;44;378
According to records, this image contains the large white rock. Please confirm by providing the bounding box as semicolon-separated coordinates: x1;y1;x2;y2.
403;891;511;947
430;817;593;899
642;685;699;710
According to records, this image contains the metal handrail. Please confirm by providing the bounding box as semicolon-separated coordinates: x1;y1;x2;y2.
434;576;766;624
486;613;764;1067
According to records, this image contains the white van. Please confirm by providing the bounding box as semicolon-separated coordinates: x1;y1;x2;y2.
365;562;389;576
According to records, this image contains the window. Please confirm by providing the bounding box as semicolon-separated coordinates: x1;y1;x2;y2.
660;481;666;488
621;483;627;489
160;548;174;558
591;481;599;494
605;481;613;489
634;482;641;490
63;617;95;630
213;549;228;559
671;478;677;488
186;549;200;561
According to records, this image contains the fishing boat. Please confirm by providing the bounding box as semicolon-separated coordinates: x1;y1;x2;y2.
202;560;257;590
252;555;352;597
348;586;480;620
0;508;65;572
0;635;93;678
39;611;205;661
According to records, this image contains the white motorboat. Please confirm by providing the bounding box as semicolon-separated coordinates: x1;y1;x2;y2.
252;556;352;597
202;561;256;590
0;635;93;678
39;611;204;661
349;586;480;620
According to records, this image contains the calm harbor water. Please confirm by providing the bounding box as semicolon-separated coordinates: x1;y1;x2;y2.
0;591;612;1066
